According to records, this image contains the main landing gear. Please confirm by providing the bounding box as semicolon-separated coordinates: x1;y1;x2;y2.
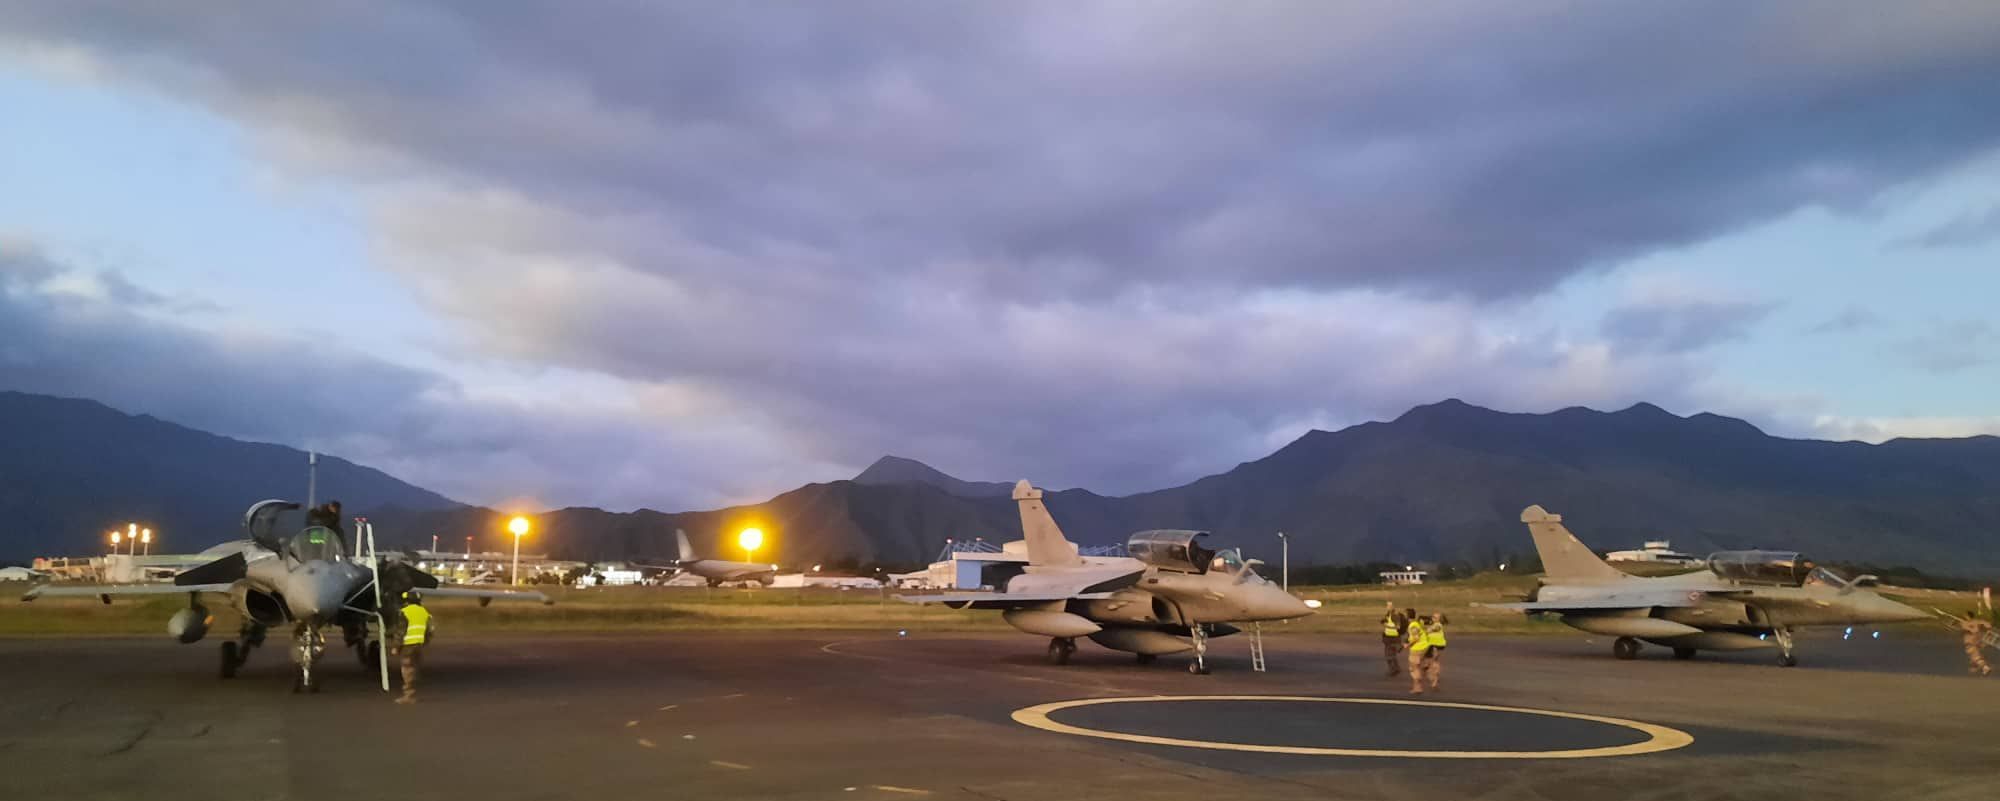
1613;636;1642;660
1046;637;1076;665
220;623;265;679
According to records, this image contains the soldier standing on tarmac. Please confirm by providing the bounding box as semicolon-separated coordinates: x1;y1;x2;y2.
1963;610;1992;676
1405;613;1433;694
1380;602;1407;677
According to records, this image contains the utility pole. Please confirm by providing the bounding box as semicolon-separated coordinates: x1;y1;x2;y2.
306;451;318;509
1277;531;1289;592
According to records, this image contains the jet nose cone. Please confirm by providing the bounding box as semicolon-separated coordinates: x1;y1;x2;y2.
1876;595;1930;623
1251;587;1315;621
286;567;349;621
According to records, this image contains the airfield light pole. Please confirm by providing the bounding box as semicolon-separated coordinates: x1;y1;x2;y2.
508;516;531;586
738;527;764;563
127;523;139;556
465;536;473;558
431;534;439;554
109;529;120;555
1277;531;1289;592
141;528;152;556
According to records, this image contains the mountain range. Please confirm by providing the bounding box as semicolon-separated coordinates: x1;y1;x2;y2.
3;390;1997;575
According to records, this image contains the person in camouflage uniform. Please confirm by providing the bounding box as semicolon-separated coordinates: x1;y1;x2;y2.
1962;610;1992;676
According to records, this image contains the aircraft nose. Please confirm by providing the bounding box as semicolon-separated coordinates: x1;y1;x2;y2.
286;568;349;621
1249;586;1315;621
1873;594;1930;623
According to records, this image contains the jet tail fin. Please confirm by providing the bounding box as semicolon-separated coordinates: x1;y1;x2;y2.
675;529;697;563
1015;480;1082;567
1521;505;1629;582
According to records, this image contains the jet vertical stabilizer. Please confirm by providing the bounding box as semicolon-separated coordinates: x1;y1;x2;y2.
675;529;698;562
1521;505;1628;582
1014;480;1082;567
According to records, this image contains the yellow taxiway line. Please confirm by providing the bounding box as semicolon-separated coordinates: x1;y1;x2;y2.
1011;695;1694;759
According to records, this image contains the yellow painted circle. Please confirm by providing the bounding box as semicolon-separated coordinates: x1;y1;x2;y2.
1011;695;1694;759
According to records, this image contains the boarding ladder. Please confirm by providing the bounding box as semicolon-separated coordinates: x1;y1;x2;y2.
1249;622;1267;672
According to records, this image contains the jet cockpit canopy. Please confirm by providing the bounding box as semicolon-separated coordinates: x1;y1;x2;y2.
1707;550;1816;586
1126;529;1215;573
289;526;346;562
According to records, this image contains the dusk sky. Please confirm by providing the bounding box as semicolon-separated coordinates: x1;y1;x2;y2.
2;3;1997;512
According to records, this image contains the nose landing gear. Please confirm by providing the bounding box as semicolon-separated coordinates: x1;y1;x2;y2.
290;623;325;693
1188;624;1211;675
1773;626;1797;667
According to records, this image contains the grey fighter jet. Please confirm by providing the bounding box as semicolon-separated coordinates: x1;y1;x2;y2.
671;529;778;587
23;500;549;691
903;480;1313;673
1483;505;1927;666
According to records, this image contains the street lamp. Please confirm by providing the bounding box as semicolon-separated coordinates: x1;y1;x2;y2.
738;527;764;563
1276;531;1289;592
508;516;531;586
141;528;152;556
126;523;139;556
109;529;121;554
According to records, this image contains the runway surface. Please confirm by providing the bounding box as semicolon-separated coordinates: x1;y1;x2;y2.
1;630;1993;800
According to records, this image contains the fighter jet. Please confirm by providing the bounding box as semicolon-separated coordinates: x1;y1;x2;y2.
22;500;549;691
902;480;1313;673
1482;505;1927;666
671;529;778;587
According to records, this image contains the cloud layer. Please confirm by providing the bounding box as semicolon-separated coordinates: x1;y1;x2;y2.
3;3;1999;507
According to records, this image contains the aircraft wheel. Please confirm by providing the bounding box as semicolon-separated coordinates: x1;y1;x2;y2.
1778;652;1797;668
1047;638;1074;665
1612;637;1641;660
1135;653;1157;665
220;642;240;679
1672;647;1697;660
1187;661;1210;675
360;641;382;673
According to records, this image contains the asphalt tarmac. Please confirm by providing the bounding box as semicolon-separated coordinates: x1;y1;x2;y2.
1;629;1993;801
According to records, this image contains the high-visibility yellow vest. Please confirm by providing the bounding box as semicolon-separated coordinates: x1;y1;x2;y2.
1406;620;1430;653
1382;615;1401;637
402;604;431;646
1426;623;1446;648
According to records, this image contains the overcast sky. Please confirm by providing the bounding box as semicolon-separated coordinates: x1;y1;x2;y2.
3;2;1997;511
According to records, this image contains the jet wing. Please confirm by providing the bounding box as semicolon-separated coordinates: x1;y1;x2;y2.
420;587;554;605
899;590;1116;609
23;583;236;602
1478;589;1725;612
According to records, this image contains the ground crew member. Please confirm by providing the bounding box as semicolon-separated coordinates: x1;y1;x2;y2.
1405;613;1433;694
1423;614;1448;691
1963;610;1992;676
1380;602;1406;677
395;591;434;704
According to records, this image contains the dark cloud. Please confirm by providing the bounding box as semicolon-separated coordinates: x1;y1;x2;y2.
4;3;1998;300
1806;306;1882;335
0;242;839;509
1896;319;1997;374
1600;294;1775;352
2;4;1998;503
1897;206;2000;249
